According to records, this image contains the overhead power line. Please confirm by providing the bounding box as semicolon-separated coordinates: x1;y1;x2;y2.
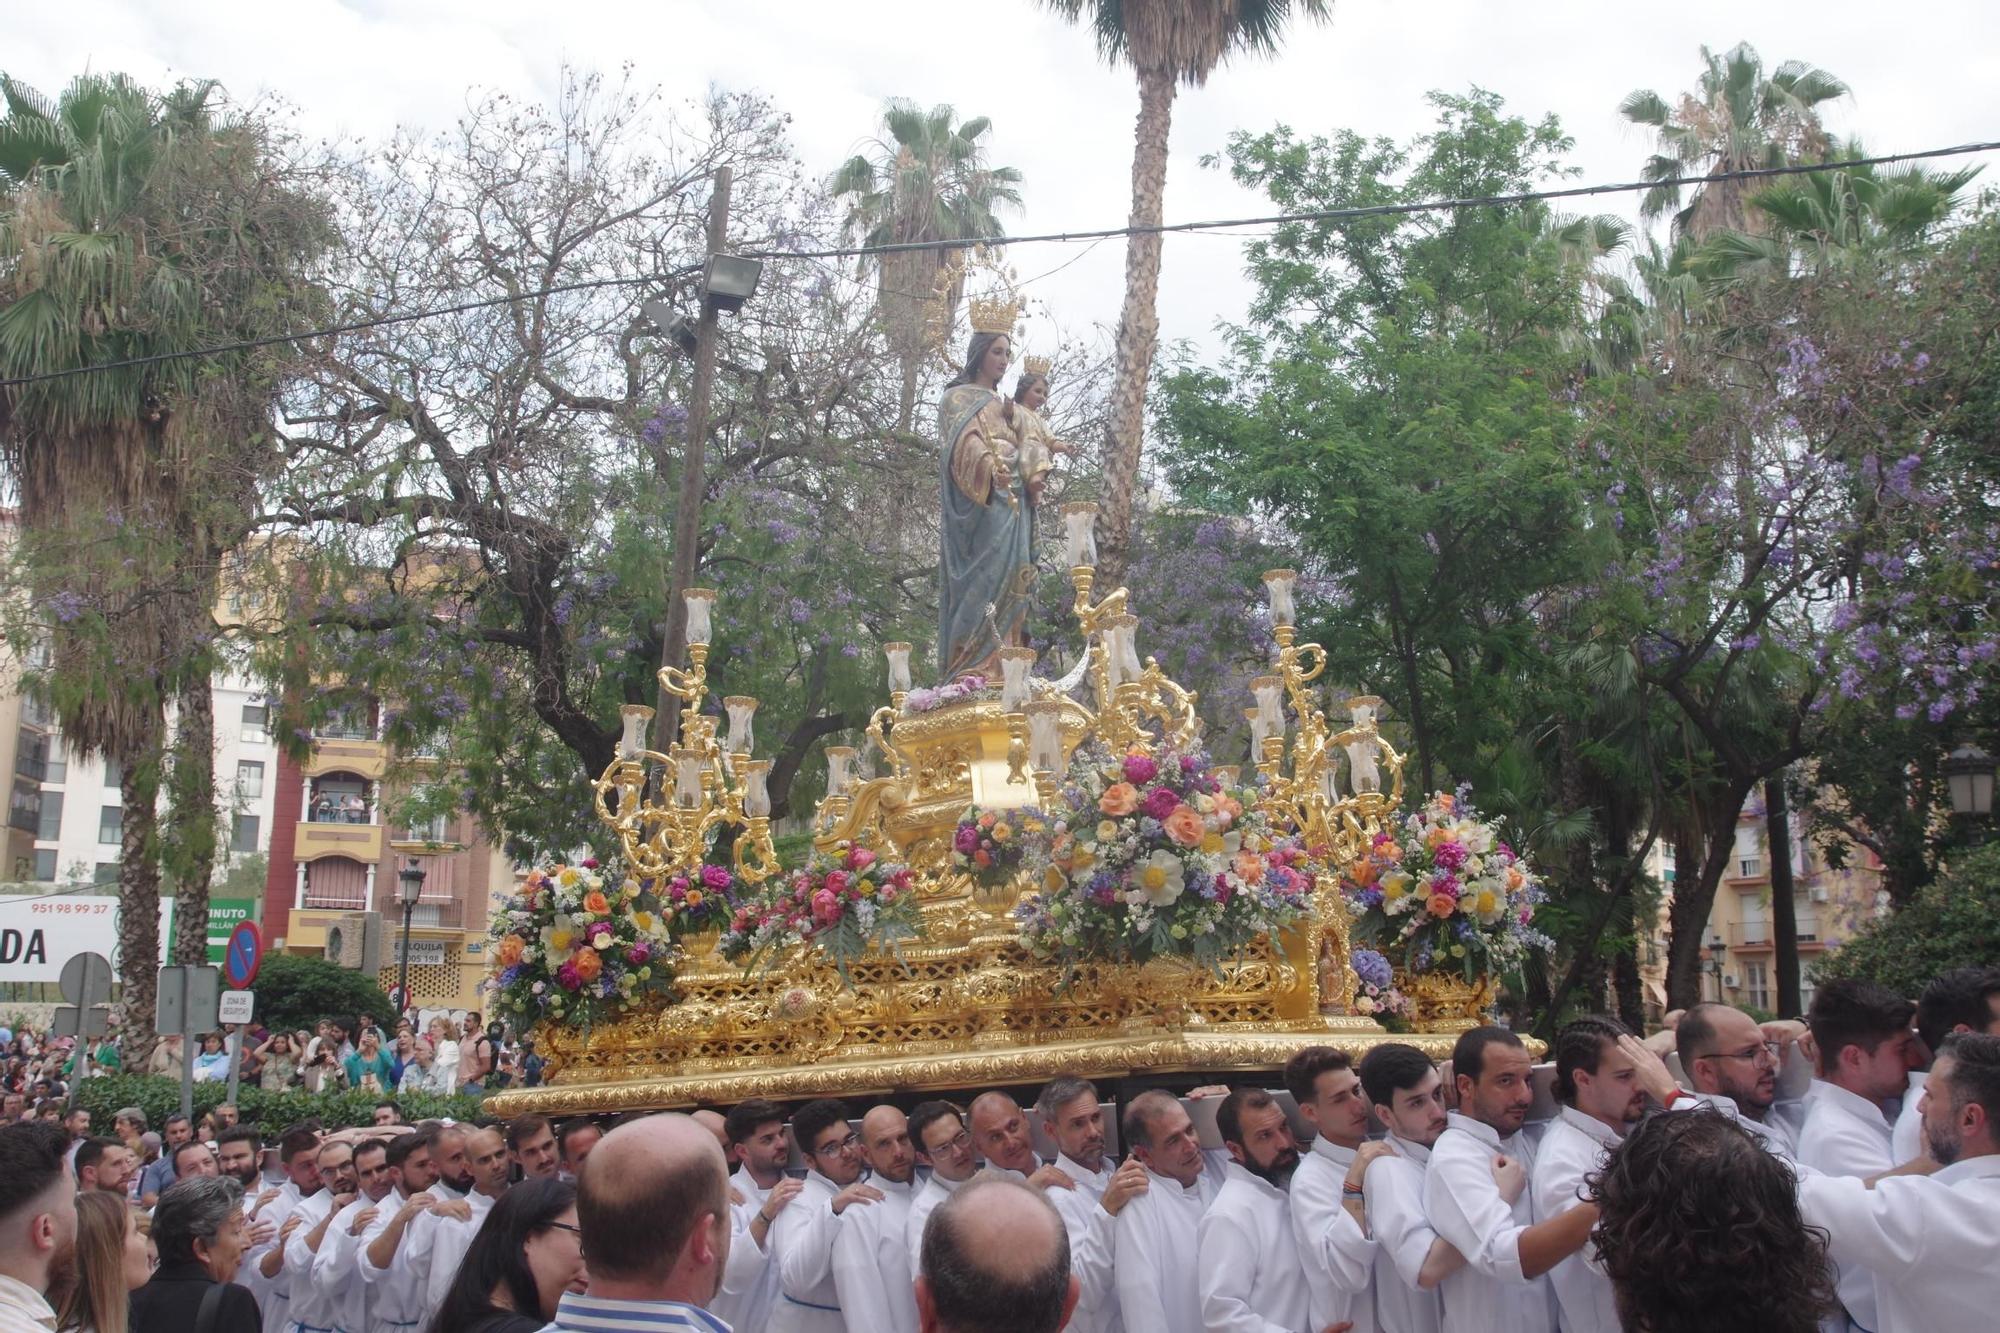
1;138;1993;391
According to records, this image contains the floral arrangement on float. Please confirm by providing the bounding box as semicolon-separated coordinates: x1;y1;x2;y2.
488;859;678;1026
720;840;923;983
903;672;991;714
952;804;1046;890
1338;789;1552;983
660;862;741;938
1012;742;1313;973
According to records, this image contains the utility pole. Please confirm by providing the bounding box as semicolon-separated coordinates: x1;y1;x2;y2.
654;165;732;754
1766;774;1801;1018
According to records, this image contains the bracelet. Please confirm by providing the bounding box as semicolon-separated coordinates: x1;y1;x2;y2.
1342;1182;1365;1198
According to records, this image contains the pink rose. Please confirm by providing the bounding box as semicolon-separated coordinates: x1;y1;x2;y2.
701;864;733;890
811;887;840;926
848;846;877;872
825;869;851;897
556;962;582;991
1142;786;1182;821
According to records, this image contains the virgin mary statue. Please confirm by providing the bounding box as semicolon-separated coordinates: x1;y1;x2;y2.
937;327;1036;681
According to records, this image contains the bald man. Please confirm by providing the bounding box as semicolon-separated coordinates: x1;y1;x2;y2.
966;1092;1072;1190
832;1106;921;1333
544;1114;732;1332
421;1127;515;1317
917;1176;1079;1333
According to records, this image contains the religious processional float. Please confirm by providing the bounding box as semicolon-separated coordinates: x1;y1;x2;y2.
483;261;1547;1116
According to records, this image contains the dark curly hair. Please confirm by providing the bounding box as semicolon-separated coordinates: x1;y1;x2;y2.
1587;1108;1836;1333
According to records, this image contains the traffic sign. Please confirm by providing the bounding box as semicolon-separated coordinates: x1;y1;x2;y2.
224;921;264;989
157;965;221;1037
52;952;114;1040
218;990;255;1024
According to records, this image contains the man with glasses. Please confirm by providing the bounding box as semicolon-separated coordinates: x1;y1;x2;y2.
906;1102;979;1277
769;1099;879;1333
1676;1003;1801;1158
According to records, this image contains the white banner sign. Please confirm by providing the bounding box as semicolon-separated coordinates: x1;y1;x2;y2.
401;939;450;968
0;895;170;983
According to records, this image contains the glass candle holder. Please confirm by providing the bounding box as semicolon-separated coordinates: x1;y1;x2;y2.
618;704;655;760
998;647;1037;712
1252;675;1285;734
1062;503;1099;568
724;696;758;755
740;760;772;818
826;745;857;796
1112;615;1143;683
1262;568;1298;626
671;748;705;808
683;588;717;647
1025;700;1064;773
884;642;913;694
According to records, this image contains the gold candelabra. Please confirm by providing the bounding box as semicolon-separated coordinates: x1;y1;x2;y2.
591;588;781;889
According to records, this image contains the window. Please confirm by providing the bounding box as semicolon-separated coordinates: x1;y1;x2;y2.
1744;961;1771;1011
231;813;261;855
402;812;449;844
43;747;65;784
20;694;56;728
103;760;122;789
32;849;56;882
36;791;63;842
98;804;122;845
1792;893;1819;942
1738;892;1766;944
93;862;119;886
241;703;268;744
1734;824;1762;878
236;760;265;800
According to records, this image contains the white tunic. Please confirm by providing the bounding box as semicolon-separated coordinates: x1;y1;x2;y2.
355;1190;429;1333
281;1190;342;1333
830;1173;917;1333
1889;1070;1924;1165
1690;1092;1803;1164
254;1182;308;1333
1112;1166;1219;1333
420;1188;501;1319
1798;1153;2000;1333
1529;1108;1621;1333
1363;1136;1444;1333
713;1167;784;1333
768;1170;846;1333
314;1195;383;1333
1422;1113;1556;1333
1799;1081;1896;1333
905;1171;968;1279
1046;1154;1121;1333
1199;1161;1312;1333
1288;1135;1377;1333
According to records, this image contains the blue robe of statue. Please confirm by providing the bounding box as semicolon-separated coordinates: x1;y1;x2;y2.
938;382;1035;681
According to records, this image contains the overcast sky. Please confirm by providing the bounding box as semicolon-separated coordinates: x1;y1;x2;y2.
11;1;1999;363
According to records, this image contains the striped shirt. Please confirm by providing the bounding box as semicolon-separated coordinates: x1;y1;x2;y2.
538;1292;730;1333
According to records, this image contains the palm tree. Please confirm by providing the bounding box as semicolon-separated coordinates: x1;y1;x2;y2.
1041;0;1334;586
830;100;1023;431
0;73;331;1057
1620;43;1848;241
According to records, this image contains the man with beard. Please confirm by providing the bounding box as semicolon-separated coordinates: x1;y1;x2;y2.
1677;1003;1802;1158
1532;1018;1687;1332
282;1139;355;1333
1034;1076;1150;1333
421;1127;515;1317
1112;1090;1220;1333
250;1126;320;1333
315;1140;397;1333
713;1099;803;1333
1422;1027;1596;1333
1198;1087;1318;1332
1358;1044;1470;1333
427;1123;473;1198
360;1132;452;1333
1799;1031;2000;1331
906;1102;980;1278
832;1106;920;1333
770;1100;879;1333
1286;1047;1391;1333
1893;966;2000;1162
0;1122;77;1331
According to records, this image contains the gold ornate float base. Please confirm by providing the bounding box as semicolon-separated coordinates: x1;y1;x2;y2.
1398;969;1495;1035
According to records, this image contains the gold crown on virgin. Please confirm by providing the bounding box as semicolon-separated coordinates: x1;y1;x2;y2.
968;290;1024;336
1021;354;1053;377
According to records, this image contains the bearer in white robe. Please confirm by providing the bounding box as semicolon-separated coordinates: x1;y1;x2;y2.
313;1142;397;1333
256;1134;325;1333
1798;1033;2000;1333
710;1100;800;1333
770;1100;879;1333
1111;1091;1219;1333
1676;1004;1805;1161
1798;980;1923;1332
1285;1047;1383;1333
1199;1087;1313;1333
830;1106;919;1333
905;1102;980;1278
1035;1077;1148;1333
1422;1028;1593;1333
1895;967;2000;1162
419;1128;513;1318
358;1134;448;1333
1532;1024;1691;1333
1356;1044;1474;1333
283;1142;356;1333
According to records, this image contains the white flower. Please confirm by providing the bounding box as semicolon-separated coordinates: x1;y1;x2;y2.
1134;849;1185;906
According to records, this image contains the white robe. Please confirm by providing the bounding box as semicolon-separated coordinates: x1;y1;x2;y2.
1799;1080;1896;1332
1288;1135;1377;1333
714;1167;784;1333
768;1170;846;1333
905;1171;968;1279
252;1182;308;1333
1364;1136;1444;1333
420;1188;501;1318
1422;1113;1556;1333
1045;1154;1121;1333
1690;1091;1804;1164
314;1194;387;1333
281;1190;342;1333
1112;1166;1218;1333
830;1173;917;1333
1889;1070;1924;1165
1529;1108;1622;1333
355;1190;429;1333
1798;1152;2000;1333
1199;1161;1312;1333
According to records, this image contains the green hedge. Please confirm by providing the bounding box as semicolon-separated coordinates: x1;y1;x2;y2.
1811;843;2000;998
72;1073;484;1140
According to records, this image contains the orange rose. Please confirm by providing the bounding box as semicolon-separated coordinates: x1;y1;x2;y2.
1164;805;1207;847
1349;860;1381;888
1426;892;1457;918
1099;782;1140;816
1232;851;1267;885
582;890;611;915
495;935;524;966
1216;794;1244;823
572;948;603;981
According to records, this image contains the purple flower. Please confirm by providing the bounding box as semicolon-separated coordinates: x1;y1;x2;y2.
701;864;733;891
954;825;981;854
1351;948;1393;990
1142;786;1182;821
1123;753;1159;784
1432;841;1467;872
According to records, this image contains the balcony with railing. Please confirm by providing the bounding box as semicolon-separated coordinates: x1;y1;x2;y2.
298;856;370;912
295;821;384;864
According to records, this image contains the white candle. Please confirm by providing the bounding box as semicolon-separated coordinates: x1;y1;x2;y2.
1099;628;1124;689
724;696;758;755
618;704;655;760
999;647;1036;712
1112;615;1143;682
826;745;857;796
1262;568;1298;626
684;588;717;647
1248;710;1270;755
884;642;912;694
1062;503;1099;569
740;760;772;818
1025;701;1063;773
671;747;705;808
1252;675;1285;734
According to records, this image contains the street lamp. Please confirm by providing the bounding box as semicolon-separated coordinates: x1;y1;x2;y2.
1943;740;1995;844
394;859;427;1022
1706;930;1729;1002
